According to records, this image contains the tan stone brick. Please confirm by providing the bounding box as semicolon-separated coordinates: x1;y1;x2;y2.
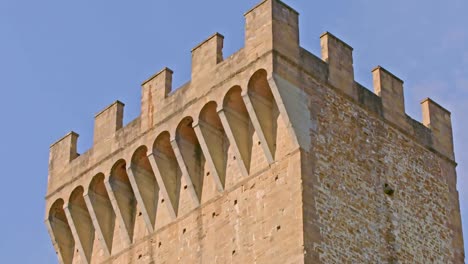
45;1;463;263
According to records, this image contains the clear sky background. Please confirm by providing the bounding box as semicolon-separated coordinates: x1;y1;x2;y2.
0;0;467;263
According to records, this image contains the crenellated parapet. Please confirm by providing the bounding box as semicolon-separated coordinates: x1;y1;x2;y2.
245;0;299;61
48;132;79;189
94;101;125;145
372;66;410;131
317;31;454;162
421;98;455;160
141;67;173;131
191;33;224;82
320;32;355;99
45;1;459;263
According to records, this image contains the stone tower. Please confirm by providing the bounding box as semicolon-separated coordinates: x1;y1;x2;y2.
45;1;464;263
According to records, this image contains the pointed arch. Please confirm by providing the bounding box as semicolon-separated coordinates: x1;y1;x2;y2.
47;199;75;264
129;146;159;232
174;116;206;203
219;85;254;175
86;173;115;255
106;159;137;244
246;69;279;162
196;101;229;190
67;186;95;263
149;131;182;218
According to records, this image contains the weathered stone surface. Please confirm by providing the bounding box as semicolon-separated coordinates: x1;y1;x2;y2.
45;0;464;263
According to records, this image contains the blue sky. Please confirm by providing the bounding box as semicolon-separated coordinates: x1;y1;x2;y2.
0;0;466;263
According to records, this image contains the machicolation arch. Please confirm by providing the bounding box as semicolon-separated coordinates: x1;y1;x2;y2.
45;1;463;262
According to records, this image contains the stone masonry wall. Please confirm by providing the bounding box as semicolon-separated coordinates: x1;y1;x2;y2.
270;24;463;263
104;150;305;264
45;1;464;263
309;83;454;263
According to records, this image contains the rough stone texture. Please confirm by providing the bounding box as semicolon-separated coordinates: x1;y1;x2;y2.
309;84;454;263
45;0;464;263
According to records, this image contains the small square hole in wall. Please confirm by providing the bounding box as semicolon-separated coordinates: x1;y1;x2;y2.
383;183;395;196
